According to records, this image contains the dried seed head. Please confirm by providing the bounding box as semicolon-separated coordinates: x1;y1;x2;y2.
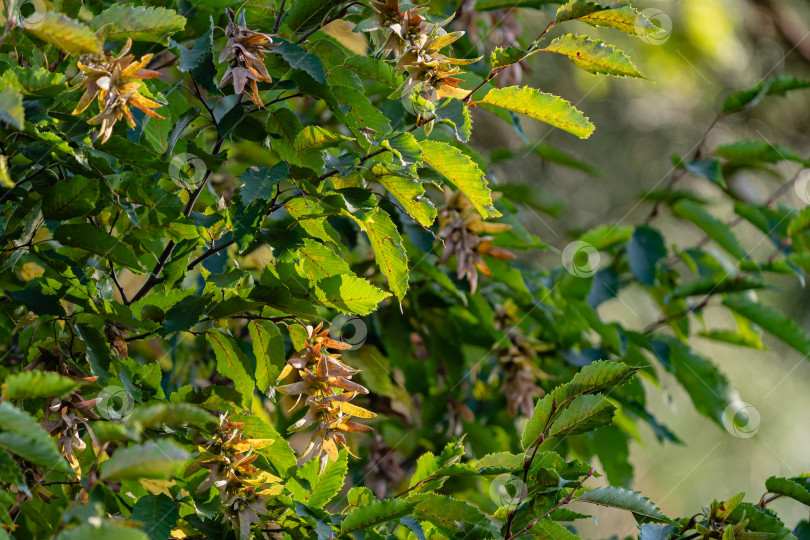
218;9;276;107
72;38;165;143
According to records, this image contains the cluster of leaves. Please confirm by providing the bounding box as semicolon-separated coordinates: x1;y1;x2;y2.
1;0;810;538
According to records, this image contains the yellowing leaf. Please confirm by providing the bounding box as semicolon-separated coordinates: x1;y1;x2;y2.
377;175;437;228
339;401;377;418
544;34;646;79
419;140;500;219
230;438;275;452
314;274;391;315
352;208;410;300
25;12;102;56
479;86;594;139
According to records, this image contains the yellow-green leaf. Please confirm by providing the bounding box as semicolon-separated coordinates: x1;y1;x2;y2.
25;12;102;56
544;34;646;79
314;274;390;315
376;175;437;228
352;208;410;301
420;140;500;218
480;86;594;139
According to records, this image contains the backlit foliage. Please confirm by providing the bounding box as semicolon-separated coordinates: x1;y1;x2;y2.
1;0;810;539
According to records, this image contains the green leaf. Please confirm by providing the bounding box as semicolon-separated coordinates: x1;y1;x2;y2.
577;486;673;524
340;499;414;535
522;361;634;448
348;486;376;507
100;440;189;481
130;494;179;540
284;0;334;33
377;175;437;228
0;65;67;98
206;330;255;408
25;12;102;55
532;142;598;174
0;402;74;475
248;320;285;394
684;159;726;188
672;200;746;260
435;99;473;143
276;40;327;84
723;294;810;356
2;371;84;400
57;523;149;540
627;226;666;286
92;5;185;44
480;86;594;139
474;0;556;10
543;34;645;78
765;477;810;506
9;289;65;317
354;207;409;300
314;274;390;315
558;3;658;37
524;517;581;539
723;76;810;114
296;239;352;282
170;21;218;93
301;450;348;509
0;87;24;130
420;140;499;219
41;176;99;220
714;140;807;166
546;394;616;437
241;162;288;204
490;46;529;70
408;493;496;537
75;323;113;379
788;207;810;237
639;524;677;540
663;339;734;426
53;224;146;272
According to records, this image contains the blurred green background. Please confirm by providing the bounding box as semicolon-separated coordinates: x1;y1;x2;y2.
451;0;810;533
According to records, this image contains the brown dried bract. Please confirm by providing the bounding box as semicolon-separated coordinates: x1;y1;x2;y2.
438;189;516;293
276;322;375;473
72;38;164;143
218;8;276;107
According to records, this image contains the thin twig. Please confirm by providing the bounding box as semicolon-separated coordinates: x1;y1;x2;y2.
274;0;287;33
0;0;15;50
506;468;595;540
